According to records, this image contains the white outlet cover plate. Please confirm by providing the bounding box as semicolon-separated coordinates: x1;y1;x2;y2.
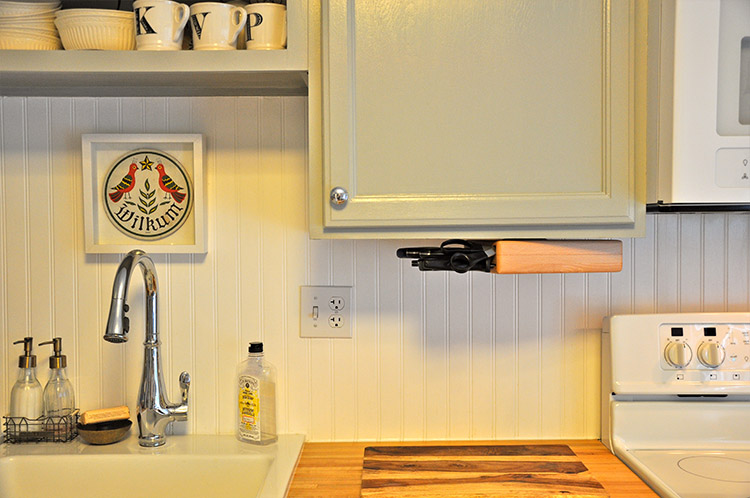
300;286;352;338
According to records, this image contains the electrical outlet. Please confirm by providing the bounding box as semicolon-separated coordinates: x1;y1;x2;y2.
329;314;344;327
329;296;345;311
300;286;352;338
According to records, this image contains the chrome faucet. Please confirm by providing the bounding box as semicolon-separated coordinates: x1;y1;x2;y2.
104;249;190;447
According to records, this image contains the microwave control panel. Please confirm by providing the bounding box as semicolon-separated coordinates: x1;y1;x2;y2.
660;323;750;378
715;148;750;188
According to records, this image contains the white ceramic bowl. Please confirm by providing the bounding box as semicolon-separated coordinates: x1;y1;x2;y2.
55;8;134;19
0;17;57;31
0;27;61;49
0;27;58;41
0;0;59;5
0;0;60;17
0;10;57;21
55;11;135;50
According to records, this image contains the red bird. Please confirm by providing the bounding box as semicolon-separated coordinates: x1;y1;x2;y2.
109;163;138;203
155;163;186;203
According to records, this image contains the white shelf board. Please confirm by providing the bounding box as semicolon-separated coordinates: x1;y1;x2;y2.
1;49;306;97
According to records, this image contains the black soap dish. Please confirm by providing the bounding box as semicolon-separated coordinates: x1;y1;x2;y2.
77;418;132;445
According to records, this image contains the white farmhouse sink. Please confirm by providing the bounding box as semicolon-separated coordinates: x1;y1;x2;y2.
0;433;304;498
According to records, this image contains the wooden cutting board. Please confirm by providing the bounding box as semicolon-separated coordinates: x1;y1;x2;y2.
361;444;609;497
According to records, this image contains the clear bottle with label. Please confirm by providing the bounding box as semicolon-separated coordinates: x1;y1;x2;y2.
9;337;43;425
236;342;277;445
39;338;75;417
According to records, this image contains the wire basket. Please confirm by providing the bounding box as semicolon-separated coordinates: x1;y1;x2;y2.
3;410;79;443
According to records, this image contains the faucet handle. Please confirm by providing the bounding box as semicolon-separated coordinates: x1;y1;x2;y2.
179;371;190;404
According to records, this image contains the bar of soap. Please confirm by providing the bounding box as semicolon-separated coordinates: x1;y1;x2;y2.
80;405;130;425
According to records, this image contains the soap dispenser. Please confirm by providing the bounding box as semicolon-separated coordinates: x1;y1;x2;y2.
9;337;43;421
39;338;75;417
236;342;277;445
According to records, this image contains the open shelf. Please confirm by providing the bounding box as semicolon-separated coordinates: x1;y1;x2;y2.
0;1;307;97
0;50;307;96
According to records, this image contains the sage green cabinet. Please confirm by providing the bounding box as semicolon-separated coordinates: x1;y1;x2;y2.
308;0;649;238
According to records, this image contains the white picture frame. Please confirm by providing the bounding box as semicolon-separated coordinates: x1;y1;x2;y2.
82;134;205;254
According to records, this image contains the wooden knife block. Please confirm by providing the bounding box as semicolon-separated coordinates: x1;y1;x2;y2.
492;240;622;274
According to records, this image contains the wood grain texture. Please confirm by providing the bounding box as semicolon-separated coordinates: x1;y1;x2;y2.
492;240;623;274
287;440;659;498
361;444;607;497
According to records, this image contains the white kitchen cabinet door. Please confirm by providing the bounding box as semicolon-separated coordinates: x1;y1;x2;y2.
309;0;649;238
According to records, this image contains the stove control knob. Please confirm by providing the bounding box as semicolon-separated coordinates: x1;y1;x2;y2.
664;342;692;368
697;342;725;368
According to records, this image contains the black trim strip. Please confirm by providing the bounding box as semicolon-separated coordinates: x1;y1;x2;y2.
647;202;750;213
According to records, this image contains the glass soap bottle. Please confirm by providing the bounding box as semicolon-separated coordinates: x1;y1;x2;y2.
237;342;277;444
9;337;43;423
39;338;75;417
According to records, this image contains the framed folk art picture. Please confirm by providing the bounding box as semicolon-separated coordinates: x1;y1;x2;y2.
82;134;205;254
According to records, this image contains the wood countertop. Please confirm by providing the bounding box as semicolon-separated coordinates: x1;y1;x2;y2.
287;440;658;498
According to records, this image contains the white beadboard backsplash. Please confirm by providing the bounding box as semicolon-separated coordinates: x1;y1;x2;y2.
1;96;749;441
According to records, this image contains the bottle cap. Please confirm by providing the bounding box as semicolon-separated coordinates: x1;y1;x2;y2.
248;342;263;353
13;337;37;368
39;337;67;369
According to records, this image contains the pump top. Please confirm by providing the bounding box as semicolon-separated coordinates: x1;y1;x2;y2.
13;337;37;368
39;338;67;369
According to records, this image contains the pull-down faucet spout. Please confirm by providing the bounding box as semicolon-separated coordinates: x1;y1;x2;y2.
104;249;190;447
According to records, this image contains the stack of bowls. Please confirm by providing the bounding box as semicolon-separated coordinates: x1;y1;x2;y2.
0;0;62;50
54;9;135;50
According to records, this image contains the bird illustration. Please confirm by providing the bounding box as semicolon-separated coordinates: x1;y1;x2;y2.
108;163;138;203
155;163;186;203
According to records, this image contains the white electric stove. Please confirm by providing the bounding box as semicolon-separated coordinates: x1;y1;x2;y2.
602;313;750;498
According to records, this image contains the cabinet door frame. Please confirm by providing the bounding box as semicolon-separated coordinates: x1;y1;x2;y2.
308;0;648;239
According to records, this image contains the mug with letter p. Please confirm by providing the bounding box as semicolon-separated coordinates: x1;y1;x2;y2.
133;0;190;51
243;2;286;50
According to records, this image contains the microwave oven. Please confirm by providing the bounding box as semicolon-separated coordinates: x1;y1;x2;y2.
648;0;750;209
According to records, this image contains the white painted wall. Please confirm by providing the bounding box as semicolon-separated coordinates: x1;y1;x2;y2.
1;96;748;441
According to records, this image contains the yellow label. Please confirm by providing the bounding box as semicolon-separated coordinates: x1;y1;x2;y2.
238;375;260;441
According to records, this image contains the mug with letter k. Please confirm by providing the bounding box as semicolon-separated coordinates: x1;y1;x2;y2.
133;0;190;51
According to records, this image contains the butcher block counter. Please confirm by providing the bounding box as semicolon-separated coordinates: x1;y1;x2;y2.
287;440;658;498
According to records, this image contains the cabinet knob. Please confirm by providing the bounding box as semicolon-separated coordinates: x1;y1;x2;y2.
330;187;349;207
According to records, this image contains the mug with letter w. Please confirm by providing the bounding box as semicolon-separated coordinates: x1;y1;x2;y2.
133;0;190;51
243;2;286;50
190;2;247;50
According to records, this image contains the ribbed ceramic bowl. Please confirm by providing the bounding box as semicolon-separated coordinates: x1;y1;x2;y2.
0;0;60;17
55;8;134;19
0;17;57;33
0;10;57;21
55;11;135;50
0;27;61;49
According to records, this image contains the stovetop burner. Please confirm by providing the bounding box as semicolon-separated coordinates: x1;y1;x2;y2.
678;455;750;483
627;450;750;498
